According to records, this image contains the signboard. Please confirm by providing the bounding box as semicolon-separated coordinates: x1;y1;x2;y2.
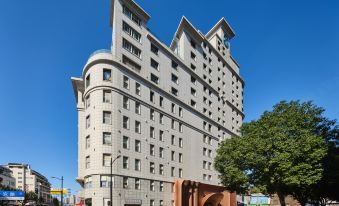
0;191;25;200
50;188;68;195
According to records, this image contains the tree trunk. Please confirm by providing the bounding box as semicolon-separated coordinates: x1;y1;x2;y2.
277;192;286;206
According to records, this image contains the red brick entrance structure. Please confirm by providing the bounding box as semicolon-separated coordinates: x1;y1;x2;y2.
173;180;236;206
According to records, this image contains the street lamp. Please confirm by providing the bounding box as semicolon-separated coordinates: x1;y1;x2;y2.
110;155;121;206
51;176;64;206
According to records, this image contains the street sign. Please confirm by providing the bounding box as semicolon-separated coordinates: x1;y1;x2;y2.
0;191;25;200
50;188;68;195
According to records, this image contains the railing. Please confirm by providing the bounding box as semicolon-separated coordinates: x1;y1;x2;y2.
88;49;111;58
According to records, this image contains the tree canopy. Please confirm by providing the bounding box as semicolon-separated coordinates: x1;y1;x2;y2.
215;100;338;206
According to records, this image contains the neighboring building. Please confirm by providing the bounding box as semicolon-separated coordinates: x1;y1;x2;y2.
71;0;244;205
5;163;52;205
0;165;16;188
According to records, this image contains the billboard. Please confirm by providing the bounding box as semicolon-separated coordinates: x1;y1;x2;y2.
50;188;68;195
0;191;25;200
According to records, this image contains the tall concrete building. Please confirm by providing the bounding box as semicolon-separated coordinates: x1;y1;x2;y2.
5;163;52;205
71;0;244;205
0;165;16;188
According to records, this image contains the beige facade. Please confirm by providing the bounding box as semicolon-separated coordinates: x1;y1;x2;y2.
71;0;244;205
0;165;15;188
5;163;52;205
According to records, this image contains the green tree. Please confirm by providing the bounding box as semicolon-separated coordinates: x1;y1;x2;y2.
24;191;38;204
53;198;60;206
215;101;329;206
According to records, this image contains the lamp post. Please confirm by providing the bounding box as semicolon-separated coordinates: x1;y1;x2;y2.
110;155;121;206
52;176;64;206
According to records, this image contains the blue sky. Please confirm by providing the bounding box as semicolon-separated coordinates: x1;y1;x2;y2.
0;0;338;195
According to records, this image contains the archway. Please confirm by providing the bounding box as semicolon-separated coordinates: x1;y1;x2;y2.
202;193;224;206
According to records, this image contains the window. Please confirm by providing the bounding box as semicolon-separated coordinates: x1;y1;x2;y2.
150;180;155;191
171;135;175;145
86;75;90;88
103;111;111;124
179;123;183;133
85;156;90;168
203;148;207;156
123;96;129;109
100;175;112;188
159;113;164;124
123;55;141;72
208;162;212;170
191;88;196;96
179;153;183;163
103;154;111;166
123;38;141;58
150;73;159;84
160;200;164;206
179;138;183;148
159;147;164;158
123;156;129;169
171;167;175;177
160;182;164;192
123;116;129;129
135;159;141;171
159;164;164;175
86;115;90;128
171;151;175;161
103;132;112;145
135;101;141;115
150;200;155;206
190;64;196;71
203;161;207;169
151;44;158;55
103;90;111;103
191;76;196;85
179;107;183;117
135;121;141;133
171;87;178;96
171;119;175;129
150;91;155;103
123;177;128;189
103;69;112;81
159;130;164;141
84;176;92;188
150;109;155;120
191;100;196;108
159;96;164;107
135;82;141;95
122;5;141;26
150;144;155;156
135;140;141;152
208;149;212;158
150;126;155;138
171;103;176;113
190;39;196;48
86;136;90;149
150;162;155;174
85;95;90;108
172;60;178;69
191;52;196;61
122;21;141;42
150;58;159;70
171;74;178;84
135;178;141;190
179;168;183;178
123;76;129;89
123;136;129;149
203;174;207;180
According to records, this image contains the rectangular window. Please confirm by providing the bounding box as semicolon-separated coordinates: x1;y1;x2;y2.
123;177;128;189
135;101;141;115
122;5;141;26
171;87;178;96
179;138;183;148
179;168;183;178
86;136;90;149
190;64;196;71
135;82;141;95
159;96;163;107
171;151;175;161
150;91;155;103
123;76;129;89
179;123;183;133
191;52;196;61
171;119;175;129
171;74;178;84
172;60;178;69
103;111;111;124
159;147;164;158
103;132;112;145
123;96;129;109
123;156;129;169
160;200;164;206
135;159;141;171
159;113;164;124
100;175;112;188
123;55;141;72
171;103;176;113
150;126;155;138
86;115;90;129
171;167;175;177
123;38;141;58
86;75;90;88
191;100;196;108
191;88;197;96
159;164;164;175
135;139;141;152
160;182;164;192
150;200;155;206
151;44;159;55
150;73;159;84
135;120;141;133
150;162;155;174
85;95;90;108
150;58;159;70
150;144;155;156
103;90;111;103
123;136;129;149
179;107;183;117
171;135;175;145
191;76;196;84
190;39;196;48
159;130;164;141
103;154;111;167
149;109;155;120
135;178;140;190
103;69;112;81
123;116;129;129
179;153;183;163
122;21;141;42
86;156;90;168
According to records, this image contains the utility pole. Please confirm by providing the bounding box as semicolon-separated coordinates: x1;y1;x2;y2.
52;176;64;206
110;155;121;206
